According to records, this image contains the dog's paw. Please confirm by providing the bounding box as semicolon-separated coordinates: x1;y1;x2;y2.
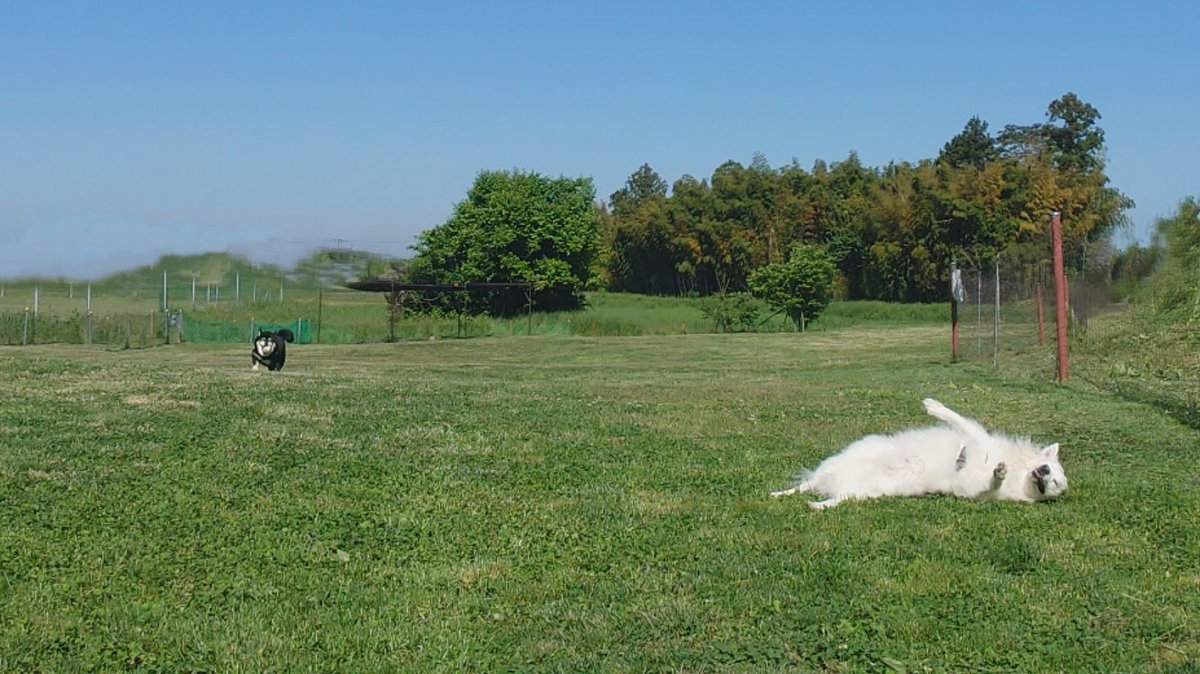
923;398;947;417
993;462;1008;481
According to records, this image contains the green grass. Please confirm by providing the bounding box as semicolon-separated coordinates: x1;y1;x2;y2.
3;285;946;346
1072;305;1200;431
2;328;1198;672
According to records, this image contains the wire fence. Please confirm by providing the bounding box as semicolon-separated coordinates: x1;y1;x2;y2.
948;256;1198;428
0;280;560;348
953;257;1120;372
0;307;502;349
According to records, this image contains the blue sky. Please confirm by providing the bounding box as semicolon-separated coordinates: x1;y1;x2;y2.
2;0;1197;279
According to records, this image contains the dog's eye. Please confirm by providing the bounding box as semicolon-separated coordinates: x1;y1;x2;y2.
1035;465;1051;477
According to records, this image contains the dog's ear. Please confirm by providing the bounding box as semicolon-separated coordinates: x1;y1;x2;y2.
1040;443;1060;460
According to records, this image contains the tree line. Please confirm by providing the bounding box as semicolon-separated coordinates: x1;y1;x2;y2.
401;92;1135;314
601;92;1131;303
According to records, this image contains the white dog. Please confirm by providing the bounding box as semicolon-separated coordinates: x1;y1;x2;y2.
771;398;1068;509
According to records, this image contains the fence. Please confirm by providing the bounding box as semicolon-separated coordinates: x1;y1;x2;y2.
0;309;318;349
0;279;533;347
0;279;360;348
950;252;1120;377
946;257;1200;431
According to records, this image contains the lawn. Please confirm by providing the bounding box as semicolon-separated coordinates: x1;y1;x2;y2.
2;283;947;346
1;327;1197;672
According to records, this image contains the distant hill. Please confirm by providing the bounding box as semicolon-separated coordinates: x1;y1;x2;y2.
3;250;405;290
97;252;272;288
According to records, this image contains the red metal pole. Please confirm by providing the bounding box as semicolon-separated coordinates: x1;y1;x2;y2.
1051;211;1069;382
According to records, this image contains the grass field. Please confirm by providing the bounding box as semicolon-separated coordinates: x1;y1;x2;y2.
2;285;946;346
2;328;1198;672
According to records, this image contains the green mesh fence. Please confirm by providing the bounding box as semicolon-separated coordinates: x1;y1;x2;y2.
182;317;313;344
0;311;316;346
177;317;249;343
250;319;312;344
0;311;178;348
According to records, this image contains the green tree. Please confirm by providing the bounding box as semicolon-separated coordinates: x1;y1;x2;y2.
996;93;1132;272
699;292;760;333
411;170;601;315
610;163;668;220
748;244;837;332
1045;92;1105;174
606;164;684;294
595;94;1131;304
1109;241;1162;301
939;116;998;169
607;197;684;295
1149;196;1200;317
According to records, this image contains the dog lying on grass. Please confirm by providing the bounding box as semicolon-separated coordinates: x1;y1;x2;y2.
771;398;1068;509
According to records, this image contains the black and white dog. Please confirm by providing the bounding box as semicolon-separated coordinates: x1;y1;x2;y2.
251;328;295;371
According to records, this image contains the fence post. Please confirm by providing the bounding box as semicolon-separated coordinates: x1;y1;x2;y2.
950;258;962;362
86;285;93;347
1051;211;1069;382
976;270;982;356
992;257;1000;367
1035;283;1046;345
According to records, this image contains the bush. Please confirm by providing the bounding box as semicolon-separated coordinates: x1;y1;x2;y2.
699;293;761;333
748;244;836;332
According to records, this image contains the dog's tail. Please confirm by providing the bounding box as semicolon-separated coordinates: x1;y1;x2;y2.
276;328;295;343
770;469;815;498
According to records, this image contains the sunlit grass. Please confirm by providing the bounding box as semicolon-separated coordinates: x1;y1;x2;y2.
1;329;1197;672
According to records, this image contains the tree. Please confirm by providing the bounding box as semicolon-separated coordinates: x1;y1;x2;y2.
594;94;1132;304
606;164;684;294
1147;196;1200;317
410;170;601;315
748;244;837;332
994;93;1132;272
939;116;998;169
996;122;1047;161
1157;196;1200;269
610;163;668;220
607;197;684;295
1045;92;1105;174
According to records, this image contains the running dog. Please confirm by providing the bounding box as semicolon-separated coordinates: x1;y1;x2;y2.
251;328;295;371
